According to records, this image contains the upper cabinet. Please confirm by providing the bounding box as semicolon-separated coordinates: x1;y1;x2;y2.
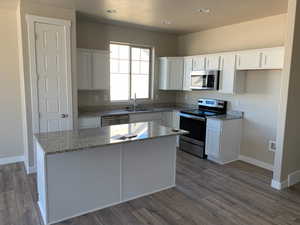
159;57;184;90
219;53;246;94
261;47;285;69
77;48;110;90
183;57;193;91
236;47;284;70
206;55;221;70
159;46;284;92
192;56;206;71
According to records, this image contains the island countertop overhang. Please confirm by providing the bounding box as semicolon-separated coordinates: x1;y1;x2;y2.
35;121;188;155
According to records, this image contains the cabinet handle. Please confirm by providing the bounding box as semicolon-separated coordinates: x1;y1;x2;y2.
61;114;69;118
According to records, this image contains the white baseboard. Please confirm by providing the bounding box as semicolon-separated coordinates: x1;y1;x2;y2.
271;179;288;190
288;170;300;187
238;155;273;171
0;155;24;166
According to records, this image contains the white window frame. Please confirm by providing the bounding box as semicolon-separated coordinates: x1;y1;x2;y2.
110;42;153;102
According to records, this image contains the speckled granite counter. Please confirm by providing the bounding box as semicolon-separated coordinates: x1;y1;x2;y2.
35;121;188;155
78;106;194;118
209;114;243;121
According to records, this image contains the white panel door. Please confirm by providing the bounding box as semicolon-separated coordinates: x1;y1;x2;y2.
35;22;73;133
77;49;92;90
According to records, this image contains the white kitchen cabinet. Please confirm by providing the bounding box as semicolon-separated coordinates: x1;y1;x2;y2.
129;112;162;123
261;47;285;69
236;50;262;70
206;55;221;70
236;47;284;70
183;57;193;91
219;53;246;94
205;118;242;165
192;55;206;71
78;116;101;129
77;48;110;90
159;57;184;90
77;50;92;90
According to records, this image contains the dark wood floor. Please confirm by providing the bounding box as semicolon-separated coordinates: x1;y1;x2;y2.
1;151;300;225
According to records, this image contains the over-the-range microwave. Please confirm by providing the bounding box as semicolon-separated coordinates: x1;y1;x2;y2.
190;70;220;90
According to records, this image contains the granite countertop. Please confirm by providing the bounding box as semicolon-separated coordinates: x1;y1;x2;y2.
35;121;188;155
209;113;243;121
78;106;193;118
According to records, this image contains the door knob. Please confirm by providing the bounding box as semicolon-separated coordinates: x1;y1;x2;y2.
61;114;69;118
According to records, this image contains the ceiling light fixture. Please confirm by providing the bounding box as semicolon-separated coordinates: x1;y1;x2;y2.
162;20;172;25
106;9;117;14
196;8;211;14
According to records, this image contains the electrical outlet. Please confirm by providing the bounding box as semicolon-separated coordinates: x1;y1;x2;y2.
269;140;276;152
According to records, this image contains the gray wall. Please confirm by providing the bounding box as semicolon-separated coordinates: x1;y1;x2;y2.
76;19;179;108
0;8;24;160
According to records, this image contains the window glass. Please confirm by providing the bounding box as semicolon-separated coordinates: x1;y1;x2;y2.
110;44;151;101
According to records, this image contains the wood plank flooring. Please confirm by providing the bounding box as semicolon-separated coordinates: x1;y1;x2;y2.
1;151;300;225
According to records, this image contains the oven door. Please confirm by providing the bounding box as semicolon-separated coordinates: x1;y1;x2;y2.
179;113;206;142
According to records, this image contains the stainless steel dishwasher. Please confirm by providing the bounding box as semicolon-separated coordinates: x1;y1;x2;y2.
101;114;130;127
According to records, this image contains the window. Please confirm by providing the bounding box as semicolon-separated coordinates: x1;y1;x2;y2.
110;43;151;101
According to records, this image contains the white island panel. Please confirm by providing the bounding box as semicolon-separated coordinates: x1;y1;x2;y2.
122;136;177;201
46;144;122;224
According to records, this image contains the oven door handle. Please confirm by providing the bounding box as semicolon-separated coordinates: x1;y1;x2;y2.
180;113;206;121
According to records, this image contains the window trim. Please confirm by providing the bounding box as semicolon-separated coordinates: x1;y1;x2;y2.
110;42;153;102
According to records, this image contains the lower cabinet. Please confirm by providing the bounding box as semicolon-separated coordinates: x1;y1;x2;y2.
78;116;101;129
161;111;180;129
129;112;163;123
205;118;242;164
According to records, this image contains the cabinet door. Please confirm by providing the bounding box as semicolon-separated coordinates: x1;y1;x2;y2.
159;58;168;90
192;56;206;71
261;47;284;69
206;127;221;158
78;116;101;129
167;58;184;90
206;55;220;70
183;58;193;91
92;51;110;90
236;51;262;70
219;54;236;94
77;50;92;90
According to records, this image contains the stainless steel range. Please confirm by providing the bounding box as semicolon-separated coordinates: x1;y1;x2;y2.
179;99;227;158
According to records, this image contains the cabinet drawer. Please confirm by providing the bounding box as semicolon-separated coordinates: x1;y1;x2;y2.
79;116;101;129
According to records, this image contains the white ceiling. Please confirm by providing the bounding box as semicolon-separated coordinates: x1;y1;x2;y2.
10;0;288;34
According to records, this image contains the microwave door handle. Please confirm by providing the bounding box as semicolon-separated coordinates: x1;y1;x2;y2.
180;113;206;121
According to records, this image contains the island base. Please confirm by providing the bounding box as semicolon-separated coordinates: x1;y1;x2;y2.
36;135;177;225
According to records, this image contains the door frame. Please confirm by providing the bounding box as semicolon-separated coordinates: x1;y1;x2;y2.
26;15;73;171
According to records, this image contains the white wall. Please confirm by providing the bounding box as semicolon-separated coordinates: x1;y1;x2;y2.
176;15;287;166
0;9;24;160
274;0;300;184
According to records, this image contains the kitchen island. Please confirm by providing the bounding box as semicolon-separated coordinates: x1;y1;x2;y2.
35;121;187;225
